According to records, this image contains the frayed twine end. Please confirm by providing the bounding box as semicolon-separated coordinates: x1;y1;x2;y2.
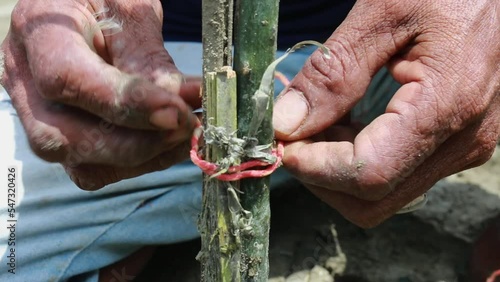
93;7;123;36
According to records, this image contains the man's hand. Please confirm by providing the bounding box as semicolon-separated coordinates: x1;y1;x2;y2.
0;0;201;190
273;0;499;228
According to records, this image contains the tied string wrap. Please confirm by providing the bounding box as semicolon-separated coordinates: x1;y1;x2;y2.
190;41;331;181
190;125;285;181
487;269;500;282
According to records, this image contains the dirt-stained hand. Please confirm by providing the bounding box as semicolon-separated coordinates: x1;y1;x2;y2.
273;0;500;227
0;0;201;190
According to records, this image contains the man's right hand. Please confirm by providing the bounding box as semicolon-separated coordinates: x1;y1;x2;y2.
0;0;201;190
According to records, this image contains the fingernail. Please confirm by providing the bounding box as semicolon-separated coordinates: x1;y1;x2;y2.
273;89;308;135
150;107;180;129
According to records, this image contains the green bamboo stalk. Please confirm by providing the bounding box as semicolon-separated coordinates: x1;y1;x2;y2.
198;69;241;282
199;0;241;281
233;0;280;280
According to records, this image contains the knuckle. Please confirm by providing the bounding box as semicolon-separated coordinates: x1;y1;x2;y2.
158;141;191;169
356;183;392;202
119;154;150;168
31;48;87;104
115;136;164;167
344;206;390;229
303;36;370;102
64;166;106;191
350;218;382;229
308;38;358;93
32;54;69;101
10;4;27;35
469;137;497;167
27;124;67;162
119;48;176;79
465;104;500;167
110;78;151;124
353;168;395;201
74;177;103;191
454;94;491;130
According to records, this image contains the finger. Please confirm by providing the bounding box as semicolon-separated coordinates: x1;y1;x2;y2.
280;0;499;199
305;101;499;228
64;141;193;190
284;79;499;201
2;34;191;166
179;76;202;110
24;85;192;166
97;1;176;80
15;2;195;130
92;1;203;110
3;47;193;167
310;122;364;143
273;0;418;139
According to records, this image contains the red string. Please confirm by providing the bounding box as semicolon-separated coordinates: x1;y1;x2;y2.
189;123;284;181
190;72;289;181
487;269;500;282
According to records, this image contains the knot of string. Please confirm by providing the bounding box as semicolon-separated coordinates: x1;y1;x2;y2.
190;123;284;181
189;40;330;181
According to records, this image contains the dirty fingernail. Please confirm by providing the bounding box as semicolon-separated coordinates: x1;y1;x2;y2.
273;89;308;135
150;107;180;129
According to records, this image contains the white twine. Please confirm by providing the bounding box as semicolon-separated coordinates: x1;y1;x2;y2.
93;7;123;36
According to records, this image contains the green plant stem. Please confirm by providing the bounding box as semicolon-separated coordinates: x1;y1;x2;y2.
199;0;240;281
233;0;280;280
198;69;240;282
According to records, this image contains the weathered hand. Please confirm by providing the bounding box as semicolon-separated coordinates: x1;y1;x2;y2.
0;0;201;190
273;0;500;227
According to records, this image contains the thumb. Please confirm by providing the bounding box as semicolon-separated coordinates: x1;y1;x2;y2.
273;0;418;140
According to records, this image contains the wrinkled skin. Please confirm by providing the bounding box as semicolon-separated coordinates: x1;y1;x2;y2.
1;0;499;228
0;0;201;190
273;0;500;227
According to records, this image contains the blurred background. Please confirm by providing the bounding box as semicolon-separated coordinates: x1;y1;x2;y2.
0;1;14;45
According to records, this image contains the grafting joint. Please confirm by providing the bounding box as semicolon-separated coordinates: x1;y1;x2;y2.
190;40;330;181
